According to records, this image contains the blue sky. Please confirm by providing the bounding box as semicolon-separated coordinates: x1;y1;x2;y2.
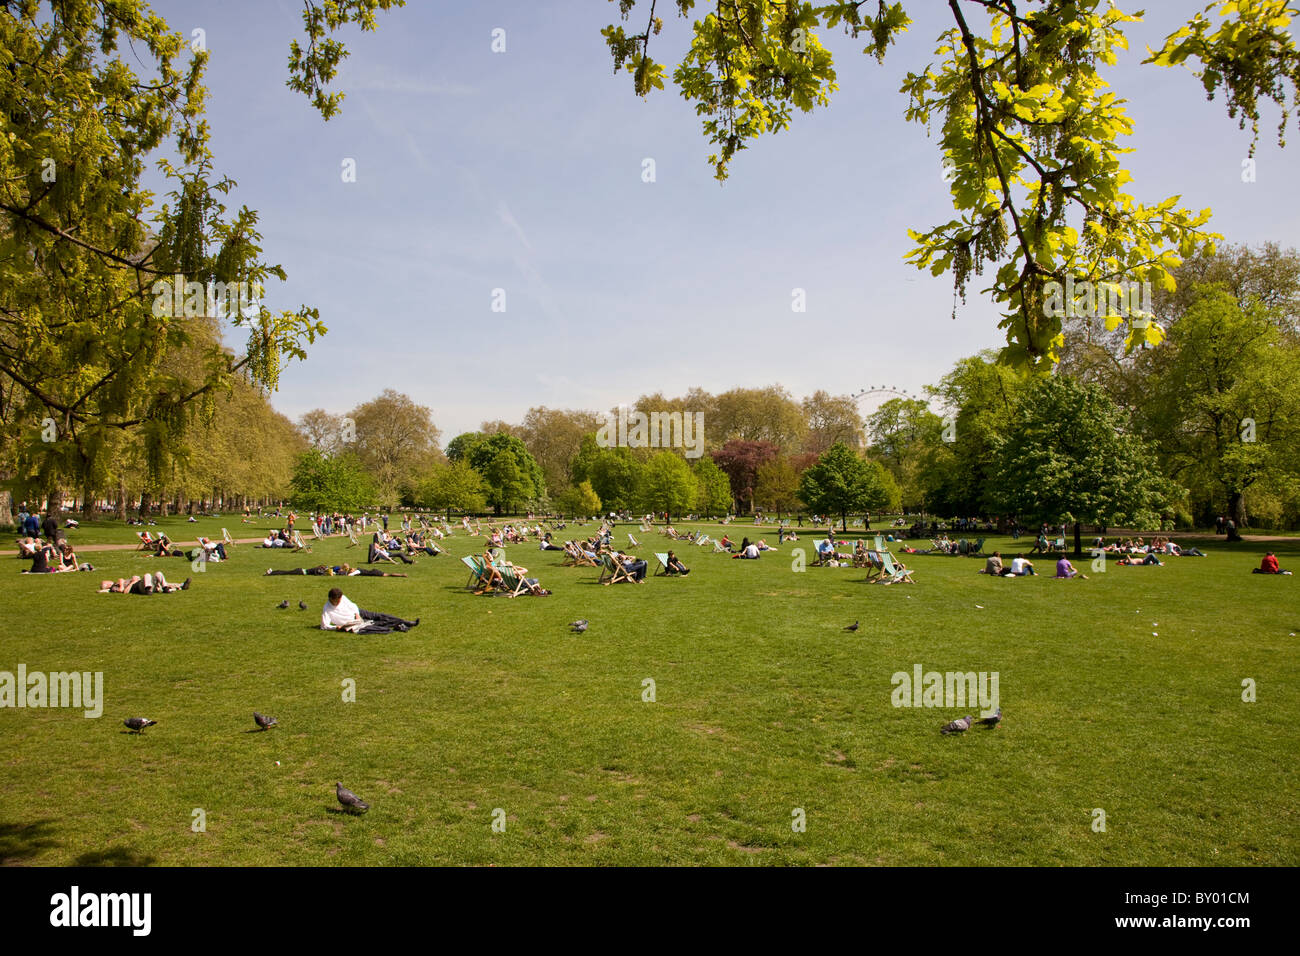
152;0;1299;440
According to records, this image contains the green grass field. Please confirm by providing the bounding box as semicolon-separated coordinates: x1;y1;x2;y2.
2;516;1297;866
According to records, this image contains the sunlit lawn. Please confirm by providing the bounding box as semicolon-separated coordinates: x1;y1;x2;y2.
2;516;1297;865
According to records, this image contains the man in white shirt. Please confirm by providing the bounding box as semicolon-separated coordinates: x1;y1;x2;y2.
1006;555;1036;576
320;587;419;632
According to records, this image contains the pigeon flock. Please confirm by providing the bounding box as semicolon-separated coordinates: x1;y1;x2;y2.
941;708;1003;734
568;619;588;633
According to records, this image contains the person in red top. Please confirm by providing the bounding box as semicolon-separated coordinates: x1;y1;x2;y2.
1252;552;1291;575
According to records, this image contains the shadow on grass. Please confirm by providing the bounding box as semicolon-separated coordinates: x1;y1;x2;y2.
74;845;158;866
0;819;61;863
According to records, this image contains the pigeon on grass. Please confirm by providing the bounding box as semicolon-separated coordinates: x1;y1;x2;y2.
276;600;289;609
844;620;860;632
124;717;157;734
569;619;589;633
298;600;307;610
254;711;278;731
939;715;973;735
336;782;369;813
977;708;1002;728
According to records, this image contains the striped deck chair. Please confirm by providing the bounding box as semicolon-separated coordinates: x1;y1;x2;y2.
135;531;155;552
694;535;711;548
462;555;492;590
626;533;641;550
495;564;535;598
864;550;885;583
711;539;727;554
598;553;638;586
291;530;310;553
221;528;237;549
879;552;915;584
653;552;671;576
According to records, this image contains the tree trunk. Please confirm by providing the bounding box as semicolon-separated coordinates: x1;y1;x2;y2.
1229;491;1248;529
138;491;152;518
1073;521;1083;559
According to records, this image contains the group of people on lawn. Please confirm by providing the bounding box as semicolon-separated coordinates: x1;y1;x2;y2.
980;552;1087;578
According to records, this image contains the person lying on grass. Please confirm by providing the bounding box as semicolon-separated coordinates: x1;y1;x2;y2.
1252;551;1293;575
320;587;419;632
15;535;43;558
756;539;779;552
98;571;190;594
1054;556;1088;579
265;563;408;577
1116;552;1163;566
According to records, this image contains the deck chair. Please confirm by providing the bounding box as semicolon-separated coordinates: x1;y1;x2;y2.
694;535;711;548
290;530;311;553
598;553;639;586
627;533;641;550
346;529;360;548
874;535;885;552
712;539;727;554
879;552;915;584
221;528;237;549
462;555;492;590
968;537;985;556
653;553;672;576
494;563;531;598
135;531;155;551
311;523;324;540
864;550;886;583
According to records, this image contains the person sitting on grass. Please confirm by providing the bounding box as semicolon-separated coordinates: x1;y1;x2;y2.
320;586;419;632
1004;554;1036;576
732;539;761;560
98;571;190;594
16;536;43;559
980;551;1004;575
55;541;81;572
1054;556;1088;579
1252;551;1292;575
665;550;690;575
24;542;56;573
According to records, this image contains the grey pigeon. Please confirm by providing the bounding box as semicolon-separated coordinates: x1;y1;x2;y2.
940;715;973;735
569;619;589;633
124;717;157;733
844;620;860;632
336;782;369;813
298;600;307;610
977;707;1002;728
254;711;278;730
276;599;289;609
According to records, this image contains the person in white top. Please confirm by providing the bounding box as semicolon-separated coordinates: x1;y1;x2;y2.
320;587;419;632
1006;555;1036;576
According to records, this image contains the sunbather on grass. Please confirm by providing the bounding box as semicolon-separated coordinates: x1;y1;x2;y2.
98;571;190;594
